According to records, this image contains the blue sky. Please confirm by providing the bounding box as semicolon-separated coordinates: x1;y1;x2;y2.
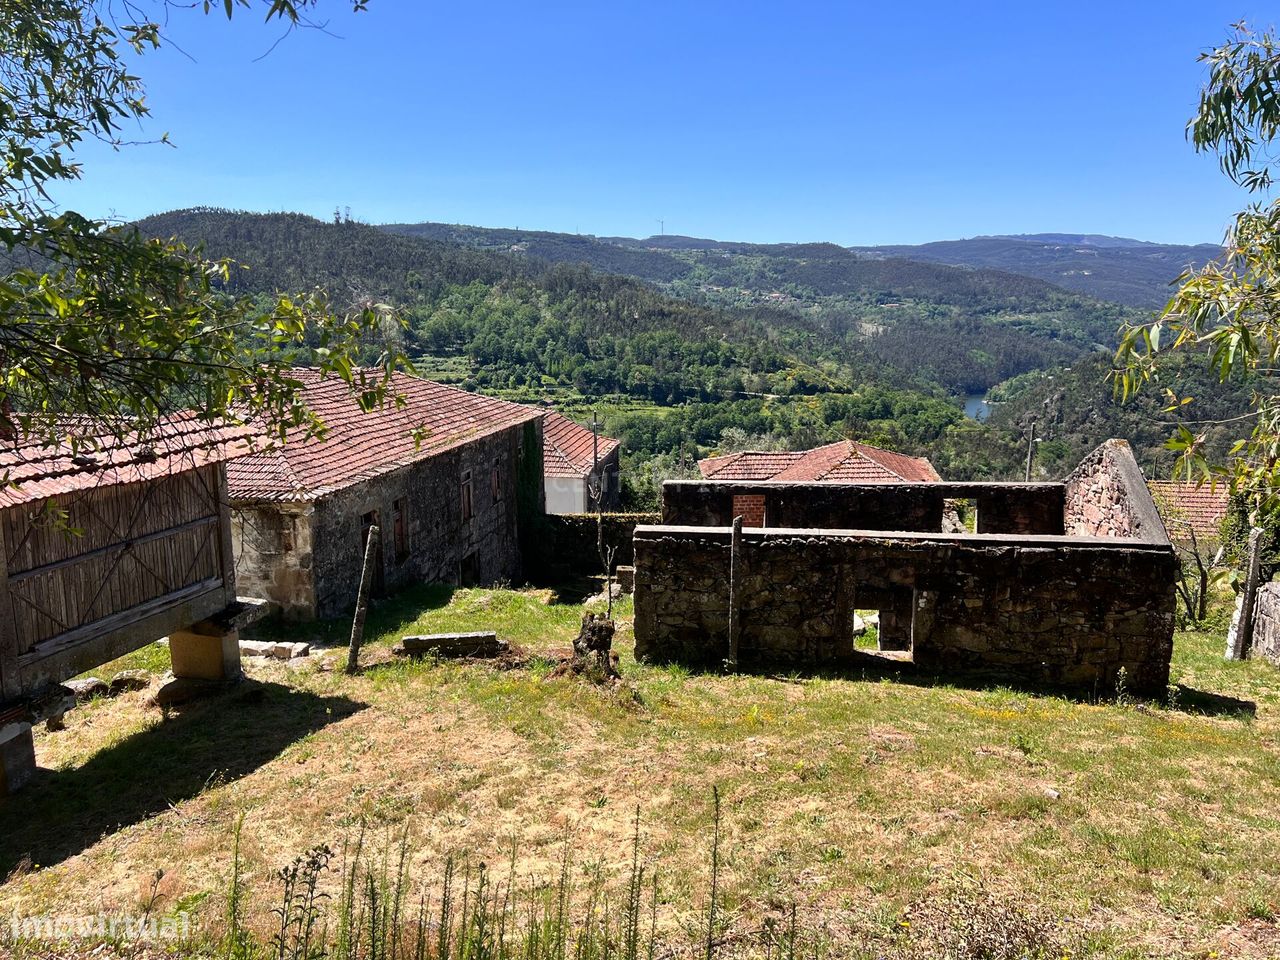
54;1;1276;246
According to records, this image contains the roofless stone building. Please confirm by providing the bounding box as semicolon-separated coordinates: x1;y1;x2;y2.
0;415;255;794
635;440;1179;695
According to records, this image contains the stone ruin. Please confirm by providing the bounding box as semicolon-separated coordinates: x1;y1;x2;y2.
633;440;1178;696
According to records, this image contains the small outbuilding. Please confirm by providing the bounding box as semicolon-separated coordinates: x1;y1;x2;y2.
542;410;621;515
698;439;940;527
0;415;255;793
228;370;544;620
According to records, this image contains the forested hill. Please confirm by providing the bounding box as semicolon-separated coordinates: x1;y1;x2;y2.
132;208;1214;490
384;218;1139;394
387;220;1210;311
386;220;1090;301
851;235;1218;309
134;208;853;403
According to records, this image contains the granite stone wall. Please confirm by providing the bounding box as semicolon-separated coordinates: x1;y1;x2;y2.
1251;582;1280;665
635;441;1178;695
633;526;1178;694
231;503;317;620
661;481;1065;536
543;512;659;573
1064;439;1169;542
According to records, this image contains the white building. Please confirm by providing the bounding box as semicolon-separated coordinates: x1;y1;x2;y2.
542;411;621;515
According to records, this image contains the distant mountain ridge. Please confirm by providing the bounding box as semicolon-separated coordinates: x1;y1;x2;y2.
978;233;1168;248
851;235;1219;309
384;221;1216;310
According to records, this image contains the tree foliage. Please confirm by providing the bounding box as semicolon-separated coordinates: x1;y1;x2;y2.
1117;22;1280;512
0;0;395;467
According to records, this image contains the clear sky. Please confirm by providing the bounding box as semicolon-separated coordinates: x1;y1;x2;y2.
53;1;1277;246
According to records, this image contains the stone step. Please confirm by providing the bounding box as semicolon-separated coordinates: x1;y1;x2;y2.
393;631;507;659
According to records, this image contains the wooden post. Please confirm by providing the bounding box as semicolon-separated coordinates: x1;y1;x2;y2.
1228;527;1264;660
1024;418;1036;482
347;525;380;675
726;516;743;671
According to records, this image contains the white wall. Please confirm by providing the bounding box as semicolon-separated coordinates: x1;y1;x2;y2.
545;476;587;515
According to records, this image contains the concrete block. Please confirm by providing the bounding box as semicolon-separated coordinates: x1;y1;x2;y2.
616;566;635;593
239;639;277;657
170;624;241;681
0;721;36;795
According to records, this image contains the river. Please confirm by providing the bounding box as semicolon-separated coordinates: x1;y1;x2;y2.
963;392;990;421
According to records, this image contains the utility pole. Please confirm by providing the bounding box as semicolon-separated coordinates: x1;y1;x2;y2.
591;409;600;509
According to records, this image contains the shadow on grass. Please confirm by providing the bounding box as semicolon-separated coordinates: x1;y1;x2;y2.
247;583;458;647
0;680;366;875
544;575;604;606
654;650;1257;719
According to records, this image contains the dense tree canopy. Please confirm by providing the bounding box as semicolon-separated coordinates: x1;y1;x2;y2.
0;0;392;471
1118;22;1280;511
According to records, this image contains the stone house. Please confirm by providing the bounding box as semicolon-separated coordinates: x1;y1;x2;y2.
228;370;543;620
542;410;621;515
698;440;940;527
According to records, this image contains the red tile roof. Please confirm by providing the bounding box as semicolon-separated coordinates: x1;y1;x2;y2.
227;370;541;502
1148;480;1230;540
0;413;258;509
542;411;620;479
698;440;940;484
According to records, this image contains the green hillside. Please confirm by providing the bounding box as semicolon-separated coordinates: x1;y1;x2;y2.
138;209;1206;496
383;219;1142;394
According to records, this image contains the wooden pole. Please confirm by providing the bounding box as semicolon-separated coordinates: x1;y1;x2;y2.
347;525;380;675
726;515;743;671
1228;527;1264;660
1024;418;1036;482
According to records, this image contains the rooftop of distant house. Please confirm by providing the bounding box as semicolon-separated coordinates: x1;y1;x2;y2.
227;370;540;502
698;439;941;484
542;410;620;480
1147;479;1230;540
0;413;257;510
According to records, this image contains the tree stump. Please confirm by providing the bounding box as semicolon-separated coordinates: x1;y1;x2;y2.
565;613;620;681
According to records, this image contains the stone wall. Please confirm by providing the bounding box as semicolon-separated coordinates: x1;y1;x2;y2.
231;503;317;620
309;425;528;620
1064;439;1169;543
661;480;1065;536
1250;581;1280;665
543;512;659;574
633;526;1178;694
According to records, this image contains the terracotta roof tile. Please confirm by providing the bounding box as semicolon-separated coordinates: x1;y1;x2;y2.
698;440;940;484
227;370;540;502
1148;480;1230;539
0;414;258;509
542;411;620;479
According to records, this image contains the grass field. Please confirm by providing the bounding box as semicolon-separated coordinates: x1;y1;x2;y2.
2;585;1279;958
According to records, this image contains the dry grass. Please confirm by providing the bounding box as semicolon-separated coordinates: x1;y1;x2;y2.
2;583;1280;958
